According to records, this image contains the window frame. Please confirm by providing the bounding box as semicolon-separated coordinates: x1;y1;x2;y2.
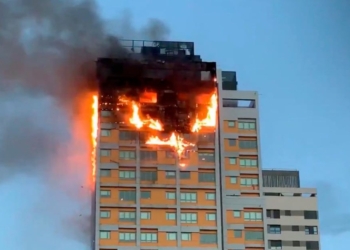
140;232;158;242
119;232;136;242
100;169;111;177
119;150;136;160
166;191;176;200
140;211;151;219
181;232;192;241
101;129;111;137
100;190;111;197
100;210;111;218
206;213;216;221
244;211;262;221
119;170;136;179
180;192;197;203
99;230;111;239
205;192;216;200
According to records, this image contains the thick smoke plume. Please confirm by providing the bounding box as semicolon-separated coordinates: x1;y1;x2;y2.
0;0;170;249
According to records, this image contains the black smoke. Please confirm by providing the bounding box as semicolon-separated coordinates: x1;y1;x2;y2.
0;0;170;248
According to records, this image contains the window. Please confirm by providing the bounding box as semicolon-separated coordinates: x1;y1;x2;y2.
100;169;111;177
240;177;258;186
239;158;258;167
206;213;216;221
100;210;110;218
100;190;111;197
200;233;217;244
119;170;135;179
180;192;197;203
238;121;256;130
101;110;112;117
119;150;136;160
166;192;176;200
101;129;111;137
268;225;281;234
119;232;136;241
306;241;319;250
293;241;301;247
199;172;215;182
198;152;215;162
244;212;262;221
181;213;197;223
140;212;151;219
100;230;110;239
292;225;299;231
141;191;151;199
285;210;291;216
180;171;190;179
245;231;263;240
166;171;176;179
166;232;177;240
234;230;242;238
119;211;136;221
233;210;241;218
140;151;157;161
165;150;175;158
100;149;111;157
239;140;257;149
166;212;176;220
269;240;282;249
228;139;236;146
141;233;157;242
305;226;318;235
181;232;192;241
119;190;136;201
119;130;137;140
228;121;235;127
229;157;236;164
230;177;237;184
198;133;215;143
206;192;216;200
267;209;280;219
304;210;318;219
140;171;157;181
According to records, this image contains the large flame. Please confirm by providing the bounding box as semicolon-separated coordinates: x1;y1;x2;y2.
91;95;98;180
117;91;217;158
146;132;194;157
191;92;218;132
129;101;163;131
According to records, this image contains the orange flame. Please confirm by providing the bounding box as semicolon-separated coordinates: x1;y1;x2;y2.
191;92;218;132
129;102;144;129
146;132;194;157
129;101;163;131
91;95;98;179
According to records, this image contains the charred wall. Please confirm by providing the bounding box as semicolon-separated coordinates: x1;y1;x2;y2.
96;39;217;134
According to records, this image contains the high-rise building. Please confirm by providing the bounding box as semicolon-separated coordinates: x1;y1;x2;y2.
262;170;320;250
92;40;320;250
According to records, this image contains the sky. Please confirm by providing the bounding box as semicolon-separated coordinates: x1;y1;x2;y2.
96;0;350;249
0;0;349;249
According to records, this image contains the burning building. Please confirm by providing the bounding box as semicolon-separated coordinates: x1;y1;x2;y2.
92;39;264;250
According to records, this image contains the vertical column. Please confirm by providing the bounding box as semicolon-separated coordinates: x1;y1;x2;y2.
94;117;101;250
175;156;181;248
136;132;141;247
216;70;226;250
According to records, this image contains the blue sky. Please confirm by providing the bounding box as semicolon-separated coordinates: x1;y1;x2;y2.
96;0;350;249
